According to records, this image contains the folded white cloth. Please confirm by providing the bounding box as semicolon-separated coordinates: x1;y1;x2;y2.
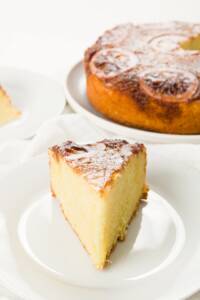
0;112;200;300
0;114;109;179
1;113;200;179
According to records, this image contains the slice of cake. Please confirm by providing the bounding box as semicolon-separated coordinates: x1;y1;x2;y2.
0;85;21;125
48;139;148;269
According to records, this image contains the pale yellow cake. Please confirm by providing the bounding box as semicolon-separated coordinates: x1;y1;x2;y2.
0;86;21;125
48;139;148;269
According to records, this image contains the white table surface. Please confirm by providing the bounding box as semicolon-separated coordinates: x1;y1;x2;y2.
0;0;200;299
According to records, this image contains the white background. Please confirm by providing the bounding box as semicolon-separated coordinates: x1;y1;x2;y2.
0;1;200;299
0;0;199;83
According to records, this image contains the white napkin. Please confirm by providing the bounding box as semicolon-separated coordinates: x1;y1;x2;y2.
1;113;200;179
0;114;109;179
0;112;200;300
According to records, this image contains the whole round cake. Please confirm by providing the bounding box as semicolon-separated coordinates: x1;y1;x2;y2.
84;22;200;134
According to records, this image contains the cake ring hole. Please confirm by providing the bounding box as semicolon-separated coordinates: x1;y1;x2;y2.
180;34;200;51
90;48;139;78
148;34;188;52
139;68;199;102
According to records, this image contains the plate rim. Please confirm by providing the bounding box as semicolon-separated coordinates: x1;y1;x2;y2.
65;60;200;144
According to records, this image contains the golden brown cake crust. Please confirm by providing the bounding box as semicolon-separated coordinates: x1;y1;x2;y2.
84;22;200;134
50;139;145;192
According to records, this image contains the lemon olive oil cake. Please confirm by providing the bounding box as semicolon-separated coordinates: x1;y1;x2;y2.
48;139;148;269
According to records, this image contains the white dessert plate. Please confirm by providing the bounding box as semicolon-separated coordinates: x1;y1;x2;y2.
0;148;200;299
65;61;200;144
0;67;66;141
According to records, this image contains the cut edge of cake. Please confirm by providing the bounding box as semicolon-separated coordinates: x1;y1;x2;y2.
0;85;21;125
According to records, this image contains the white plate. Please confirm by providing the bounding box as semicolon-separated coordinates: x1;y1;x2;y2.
0;67;66;141
65;61;200;144
18;190;185;288
0;149;200;299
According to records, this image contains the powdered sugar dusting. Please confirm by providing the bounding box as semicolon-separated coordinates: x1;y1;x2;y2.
86;22;200;102
51;139;144;191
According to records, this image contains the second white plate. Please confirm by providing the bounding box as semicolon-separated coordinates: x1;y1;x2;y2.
65;61;200;144
0;67;66;141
